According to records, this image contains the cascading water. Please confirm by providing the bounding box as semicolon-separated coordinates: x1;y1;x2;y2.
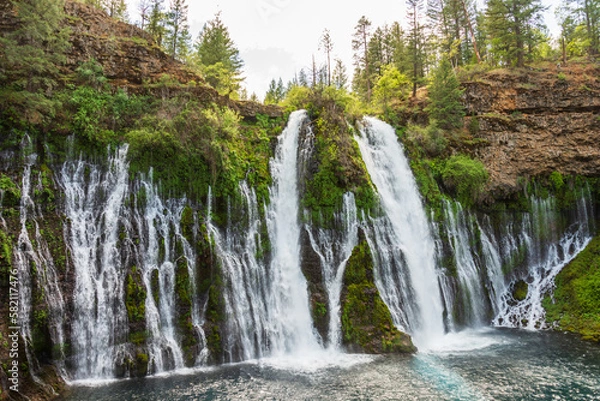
59;146;130;379
13;143;68;384
441;201;496;327
207;181;269;361
305;193;359;349
209;110;323;362
355;117;445;348
132;177;186;372
493;191;595;329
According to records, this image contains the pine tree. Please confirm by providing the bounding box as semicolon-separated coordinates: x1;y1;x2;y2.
425;58;465;130
0;0;69;93
264;78;286;104
147;0;167;48
319;29;334;86
352;16;373;101
562;0;600;56
406;0;427;97
485;0;546;67
103;0;128;21
194;12;244;96
165;0;191;60
332;58;348;89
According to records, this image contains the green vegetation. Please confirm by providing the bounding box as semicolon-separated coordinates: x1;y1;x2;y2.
297;90;377;225
441;155;489;207
543;235;600;341
425;58;465;130
0;174;21;207
192;12;244;97
341;240;417;353
125;268;146;323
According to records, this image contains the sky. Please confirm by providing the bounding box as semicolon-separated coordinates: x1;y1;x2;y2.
126;0;561;99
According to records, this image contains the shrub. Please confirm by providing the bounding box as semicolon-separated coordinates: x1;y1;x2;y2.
441;154;488;206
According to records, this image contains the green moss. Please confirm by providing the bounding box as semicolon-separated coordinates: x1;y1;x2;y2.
543;235;600;341
302;101;376;225
441;155;488;207
0;174;21;207
341;239;416;353
125;268;146;323
512;280;529;301
0;230;13;275
129;330;148;346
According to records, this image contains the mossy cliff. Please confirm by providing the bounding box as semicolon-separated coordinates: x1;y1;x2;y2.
340;237;416;353
543;235;600;342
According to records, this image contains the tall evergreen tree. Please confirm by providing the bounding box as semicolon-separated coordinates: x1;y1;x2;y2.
332;58;348;89
425;57;464;130
194;12;244;96
0;0;69;94
147;0;167;48
165;0;191;60
406;0;427;96
103;0;128;21
352;16;373;101
562;0;600;55
319;29;334;86
485;0;546;67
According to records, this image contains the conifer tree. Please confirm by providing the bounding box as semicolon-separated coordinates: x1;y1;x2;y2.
406;0;427;97
0;0;69;94
194;12;244;96
147;0;167;48
319;29;334;86
352;16;373;101
332;59;348;89
425;58;464;130
165;0;191;60
485;0;546;67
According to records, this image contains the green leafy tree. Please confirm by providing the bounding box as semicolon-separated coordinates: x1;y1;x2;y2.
485;0;546;67
194;12;244;96
425;58;464;130
165;0;191;60
372;64;410;109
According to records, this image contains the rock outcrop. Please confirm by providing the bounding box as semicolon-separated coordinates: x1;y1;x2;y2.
461;63;600;199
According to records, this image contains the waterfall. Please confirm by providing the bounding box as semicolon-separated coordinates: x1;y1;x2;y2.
59;146;130;379
133;177;185;373
305;193;359;349
355;117;445;348
210;110;323;361
493;192;594;329
207;181;269;361
14;144;68;385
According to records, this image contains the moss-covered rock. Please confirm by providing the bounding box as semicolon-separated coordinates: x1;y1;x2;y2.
341;237;416;353
0;173;21;208
543;235;600;342
512;280;529;302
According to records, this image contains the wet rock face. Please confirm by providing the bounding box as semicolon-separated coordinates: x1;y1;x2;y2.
461;64;600;199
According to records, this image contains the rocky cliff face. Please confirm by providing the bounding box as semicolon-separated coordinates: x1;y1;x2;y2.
461;63;600;199
0;0;281;120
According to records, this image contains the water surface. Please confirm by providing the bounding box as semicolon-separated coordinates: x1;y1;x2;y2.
62;329;600;401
